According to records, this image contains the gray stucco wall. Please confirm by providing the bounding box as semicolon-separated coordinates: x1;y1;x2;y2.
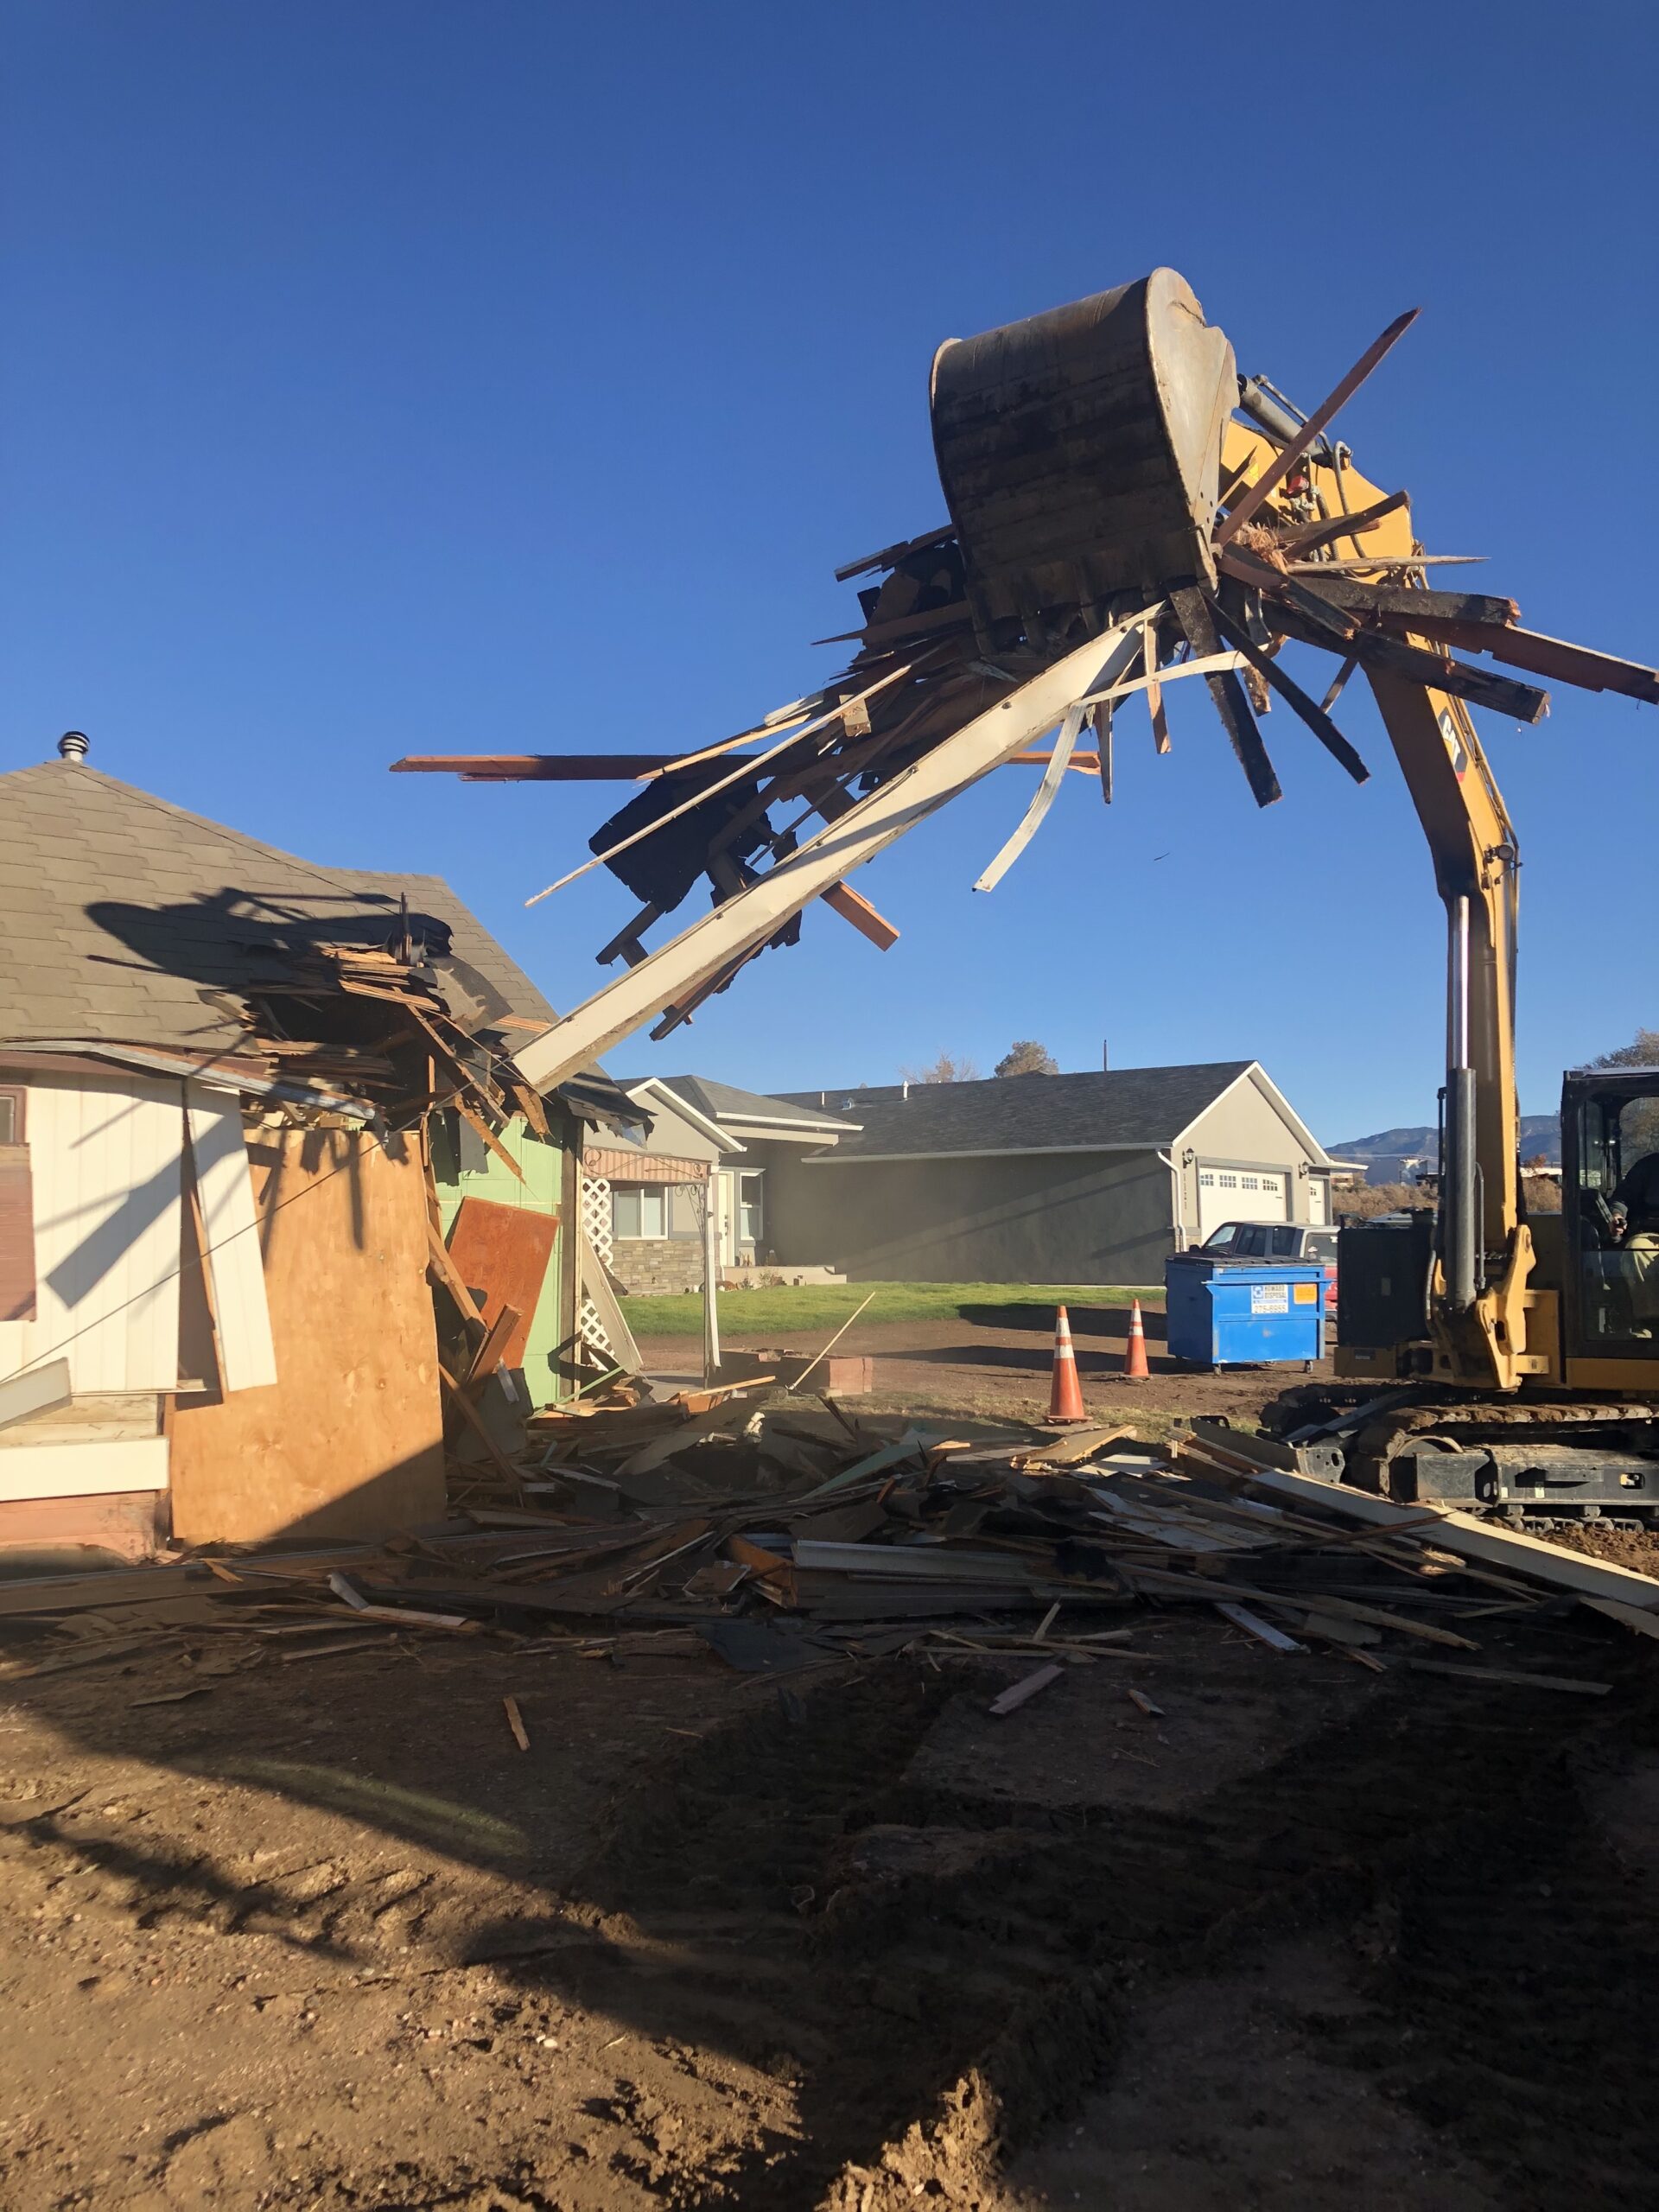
1179;1073;1323;1229
765;1149;1175;1285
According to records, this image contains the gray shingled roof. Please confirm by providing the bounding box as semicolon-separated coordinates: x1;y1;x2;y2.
635;1075;857;1134
0;760;557;1052
772;1064;1255;1157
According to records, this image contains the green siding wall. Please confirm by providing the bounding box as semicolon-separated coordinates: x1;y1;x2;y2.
429;1113;567;1410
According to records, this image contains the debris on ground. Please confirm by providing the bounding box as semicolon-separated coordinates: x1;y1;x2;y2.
5;1395;1655;1694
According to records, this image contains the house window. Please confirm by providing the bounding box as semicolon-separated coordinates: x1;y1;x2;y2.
738;1171;764;1246
0;1085;35;1322
612;1183;667;1240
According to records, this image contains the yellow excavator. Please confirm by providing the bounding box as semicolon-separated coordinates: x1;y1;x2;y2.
929;270;1659;1521
433;268;1657;1518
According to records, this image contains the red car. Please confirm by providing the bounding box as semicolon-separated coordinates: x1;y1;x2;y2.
1196;1220;1339;1313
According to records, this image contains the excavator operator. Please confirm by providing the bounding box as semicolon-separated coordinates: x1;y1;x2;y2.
1612;1144;1659;1332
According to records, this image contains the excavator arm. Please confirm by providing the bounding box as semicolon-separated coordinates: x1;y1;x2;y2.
1220;423;1539;1390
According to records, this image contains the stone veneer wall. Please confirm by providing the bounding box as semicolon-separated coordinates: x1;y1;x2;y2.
608;1237;705;1295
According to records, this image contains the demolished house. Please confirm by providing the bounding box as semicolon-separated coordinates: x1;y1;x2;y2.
0;741;641;1565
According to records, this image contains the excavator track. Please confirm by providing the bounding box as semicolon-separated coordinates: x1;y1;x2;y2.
1260;1384;1659;1527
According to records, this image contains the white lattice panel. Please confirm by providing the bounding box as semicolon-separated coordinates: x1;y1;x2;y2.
578;1175;613;1354
581;1175;613;1267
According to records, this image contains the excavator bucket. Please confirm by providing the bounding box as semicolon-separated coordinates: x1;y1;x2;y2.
930;268;1236;652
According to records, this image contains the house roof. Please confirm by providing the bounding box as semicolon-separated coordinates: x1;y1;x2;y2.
0;757;637;1122
773;1063;1287;1159
620;1074;858;1138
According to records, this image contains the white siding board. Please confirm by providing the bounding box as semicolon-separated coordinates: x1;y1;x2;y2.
0;1436;168;1500
0;1073;184;1392
185;1085;277;1392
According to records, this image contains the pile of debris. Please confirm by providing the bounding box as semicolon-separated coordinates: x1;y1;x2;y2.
7;1396;1658;1702
239;934;552;1147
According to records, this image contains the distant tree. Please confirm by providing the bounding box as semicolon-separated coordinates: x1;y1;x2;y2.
900;1052;981;1085
1591;1028;1659;1071
995;1040;1060;1077
1590;1027;1659;1156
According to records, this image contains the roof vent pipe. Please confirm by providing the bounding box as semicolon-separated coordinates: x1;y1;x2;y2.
57;730;89;762
902;1079;910;1099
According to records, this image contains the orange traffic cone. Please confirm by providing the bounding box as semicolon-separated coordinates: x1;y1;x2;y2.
1046;1305;1087;1423
1122;1298;1150;1382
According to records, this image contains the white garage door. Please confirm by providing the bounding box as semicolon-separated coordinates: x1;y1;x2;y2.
1197;1165;1288;1240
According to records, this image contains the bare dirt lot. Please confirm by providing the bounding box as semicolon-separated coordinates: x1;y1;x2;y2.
3;1590;1657;2207
638;1297;1309;1437
3;1328;1658;2210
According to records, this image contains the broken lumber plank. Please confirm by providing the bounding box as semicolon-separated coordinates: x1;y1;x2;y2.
1214;1601;1305;1653
512;615;1155;1090
467;1303;524;1389
1205;599;1370;784
1582;1596;1659;1641
821;880;900;950
1373;611;1659;703
1170;587;1281;807
1299;577;1520;626
1274;604;1552;722
503;1694;531;1751
1012;1422;1138;1468
1280;489;1410;556
1227;1461;1659;1609
988;1662;1063;1715
1404;1658;1611;1696
1217;307;1421;543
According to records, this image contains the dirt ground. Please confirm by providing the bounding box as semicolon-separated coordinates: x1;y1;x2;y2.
638;1296;1308;1437
3;1332;1659;2210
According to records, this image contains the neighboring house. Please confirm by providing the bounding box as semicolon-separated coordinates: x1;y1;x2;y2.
0;743;638;1565
597;1077;856;1293
766;1062;1335;1285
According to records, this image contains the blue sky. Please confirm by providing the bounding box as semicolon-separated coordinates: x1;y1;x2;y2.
4;3;1654;1141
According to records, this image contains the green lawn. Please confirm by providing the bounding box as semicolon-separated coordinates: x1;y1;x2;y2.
621;1280;1160;1338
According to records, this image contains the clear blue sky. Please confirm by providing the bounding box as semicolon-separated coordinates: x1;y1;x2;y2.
4;3;1654;1141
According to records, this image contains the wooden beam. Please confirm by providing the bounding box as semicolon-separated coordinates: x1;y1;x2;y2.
1169;588;1282;808
514;613;1155;1092
1279;488;1409;556
821;880;900;950
1205;600;1370;785
1374;612;1659;704
1269;601;1552;723
1299;577;1520;626
391;753;696;780
1217;308;1421;544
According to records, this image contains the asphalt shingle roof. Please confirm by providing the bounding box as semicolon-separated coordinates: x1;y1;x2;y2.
645;1076;857;1133
772;1064;1255;1157
0;760;557;1052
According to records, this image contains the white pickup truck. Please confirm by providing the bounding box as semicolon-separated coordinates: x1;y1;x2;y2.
1193;1220;1340;1315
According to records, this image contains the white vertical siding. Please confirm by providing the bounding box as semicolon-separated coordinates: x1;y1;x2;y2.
185;1084;277;1392
0;1072;184;1391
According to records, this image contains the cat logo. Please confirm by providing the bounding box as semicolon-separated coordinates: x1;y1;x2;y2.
1440;708;1469;780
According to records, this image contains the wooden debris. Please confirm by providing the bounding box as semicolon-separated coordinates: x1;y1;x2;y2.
1404;1659;1611;1697
1125;1687;1165;1718
503;1694;531;1751
1214;1601;1305;1653
988;1662;1064;1716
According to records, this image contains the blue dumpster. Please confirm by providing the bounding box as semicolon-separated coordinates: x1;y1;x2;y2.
1164;1255;1325;1368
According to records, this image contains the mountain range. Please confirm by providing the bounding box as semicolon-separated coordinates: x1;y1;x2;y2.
1329;1115;1561;1175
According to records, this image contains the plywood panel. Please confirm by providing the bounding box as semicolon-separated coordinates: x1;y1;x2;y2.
0;1073;182;1393
444;1197;557;1370
168;1127;445;1544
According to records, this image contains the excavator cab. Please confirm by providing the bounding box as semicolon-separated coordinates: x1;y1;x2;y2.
1561;1066;1659;1380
